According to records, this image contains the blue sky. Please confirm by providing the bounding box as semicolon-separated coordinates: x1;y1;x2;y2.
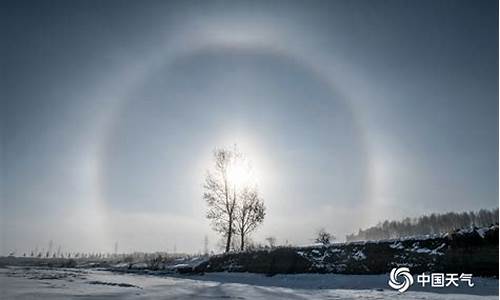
1;0;498;254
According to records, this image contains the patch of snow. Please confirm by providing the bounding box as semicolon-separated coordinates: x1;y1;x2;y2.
352;250;366;260
414;248;432;254
112;263;129;268
130;263;147;269
430;243;446;255
390;242;404;249
477;228;488;238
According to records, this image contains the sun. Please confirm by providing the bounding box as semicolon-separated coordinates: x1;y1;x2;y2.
227;158;255;189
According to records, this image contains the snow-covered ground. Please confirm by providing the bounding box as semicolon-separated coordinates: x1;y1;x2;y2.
0;267;497;299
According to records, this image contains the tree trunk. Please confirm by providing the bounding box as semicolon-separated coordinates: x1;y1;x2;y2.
225;217;232;253
240;230;245;251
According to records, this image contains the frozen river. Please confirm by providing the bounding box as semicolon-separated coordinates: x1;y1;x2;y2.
0;267;497;299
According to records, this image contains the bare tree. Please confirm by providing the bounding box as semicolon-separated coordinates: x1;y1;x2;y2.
265;236;277;248
315;228;334;245
204;146;266;252
203;235;209;256
235;187;265;251
204;147;241;252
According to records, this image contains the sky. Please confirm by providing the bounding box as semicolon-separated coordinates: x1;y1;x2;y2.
1;0;498;255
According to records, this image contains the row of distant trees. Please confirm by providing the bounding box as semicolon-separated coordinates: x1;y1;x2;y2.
15;251;114;259
346;208;499;242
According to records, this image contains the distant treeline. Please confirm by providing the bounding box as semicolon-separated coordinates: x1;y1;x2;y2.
346;208;499;242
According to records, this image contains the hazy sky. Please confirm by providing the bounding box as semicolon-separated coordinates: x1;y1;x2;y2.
1;0;498;254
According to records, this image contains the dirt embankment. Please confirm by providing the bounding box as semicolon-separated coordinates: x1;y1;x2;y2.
193;225;499;276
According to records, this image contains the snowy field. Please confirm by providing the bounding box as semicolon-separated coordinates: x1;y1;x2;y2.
0;267;497;299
